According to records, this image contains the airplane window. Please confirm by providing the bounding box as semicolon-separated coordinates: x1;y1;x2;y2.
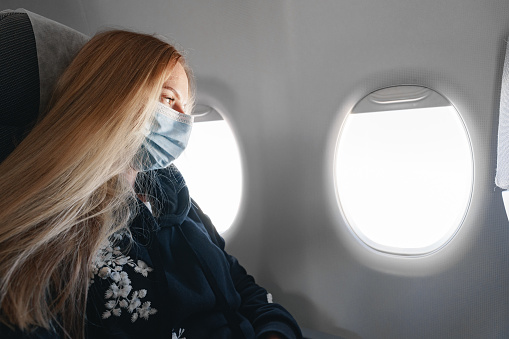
334;86;473;255
174;106;242;234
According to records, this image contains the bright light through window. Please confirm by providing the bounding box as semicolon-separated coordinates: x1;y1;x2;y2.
335;87;473;255
174;120;242;234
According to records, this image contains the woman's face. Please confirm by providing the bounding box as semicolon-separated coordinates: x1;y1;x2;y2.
160;62;189;114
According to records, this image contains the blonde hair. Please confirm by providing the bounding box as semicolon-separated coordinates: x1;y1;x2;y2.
0;30;194;338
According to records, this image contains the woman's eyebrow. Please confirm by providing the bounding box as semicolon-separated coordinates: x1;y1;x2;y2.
162;86;181;100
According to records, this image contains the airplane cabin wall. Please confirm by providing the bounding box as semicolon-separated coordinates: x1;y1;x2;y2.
2;0;509;338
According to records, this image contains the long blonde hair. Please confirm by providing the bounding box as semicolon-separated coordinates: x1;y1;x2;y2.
0;30;193;338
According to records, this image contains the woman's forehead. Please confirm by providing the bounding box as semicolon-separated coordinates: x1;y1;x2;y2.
163;63;189;104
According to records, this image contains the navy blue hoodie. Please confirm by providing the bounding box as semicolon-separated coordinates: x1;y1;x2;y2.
85;166;302;338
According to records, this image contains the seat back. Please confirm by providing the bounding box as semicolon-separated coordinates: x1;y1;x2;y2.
0;9;88;163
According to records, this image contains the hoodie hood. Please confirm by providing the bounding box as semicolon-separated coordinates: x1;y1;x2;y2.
136;165;192;227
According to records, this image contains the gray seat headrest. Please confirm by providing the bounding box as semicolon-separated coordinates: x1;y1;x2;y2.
0;8;89;163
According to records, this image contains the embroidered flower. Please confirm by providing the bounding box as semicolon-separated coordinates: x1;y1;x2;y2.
134;260;153;277
171;328;186;339
98;267;111;279
91;235;158;322
110;271;121;282
139;301;157;320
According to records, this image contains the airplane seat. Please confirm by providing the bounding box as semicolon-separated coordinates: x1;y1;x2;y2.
0;9;88;163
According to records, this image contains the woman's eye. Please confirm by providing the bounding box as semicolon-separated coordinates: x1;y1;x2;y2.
163;97;175;105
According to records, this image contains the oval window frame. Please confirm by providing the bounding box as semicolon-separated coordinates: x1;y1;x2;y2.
333;85;474;256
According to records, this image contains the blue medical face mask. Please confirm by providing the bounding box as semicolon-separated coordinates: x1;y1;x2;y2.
136;102;193;171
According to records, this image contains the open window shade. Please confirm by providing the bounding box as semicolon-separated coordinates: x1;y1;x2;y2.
335;86;473;255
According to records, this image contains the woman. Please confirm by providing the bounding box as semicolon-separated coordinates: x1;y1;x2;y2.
0;30;302;339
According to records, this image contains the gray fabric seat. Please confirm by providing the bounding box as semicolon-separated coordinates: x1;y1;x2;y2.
0;9;88;163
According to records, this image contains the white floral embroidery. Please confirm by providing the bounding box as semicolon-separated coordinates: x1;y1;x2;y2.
267;292;273;303
91;234;158;322
171;328;186;339
134;259;153;277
